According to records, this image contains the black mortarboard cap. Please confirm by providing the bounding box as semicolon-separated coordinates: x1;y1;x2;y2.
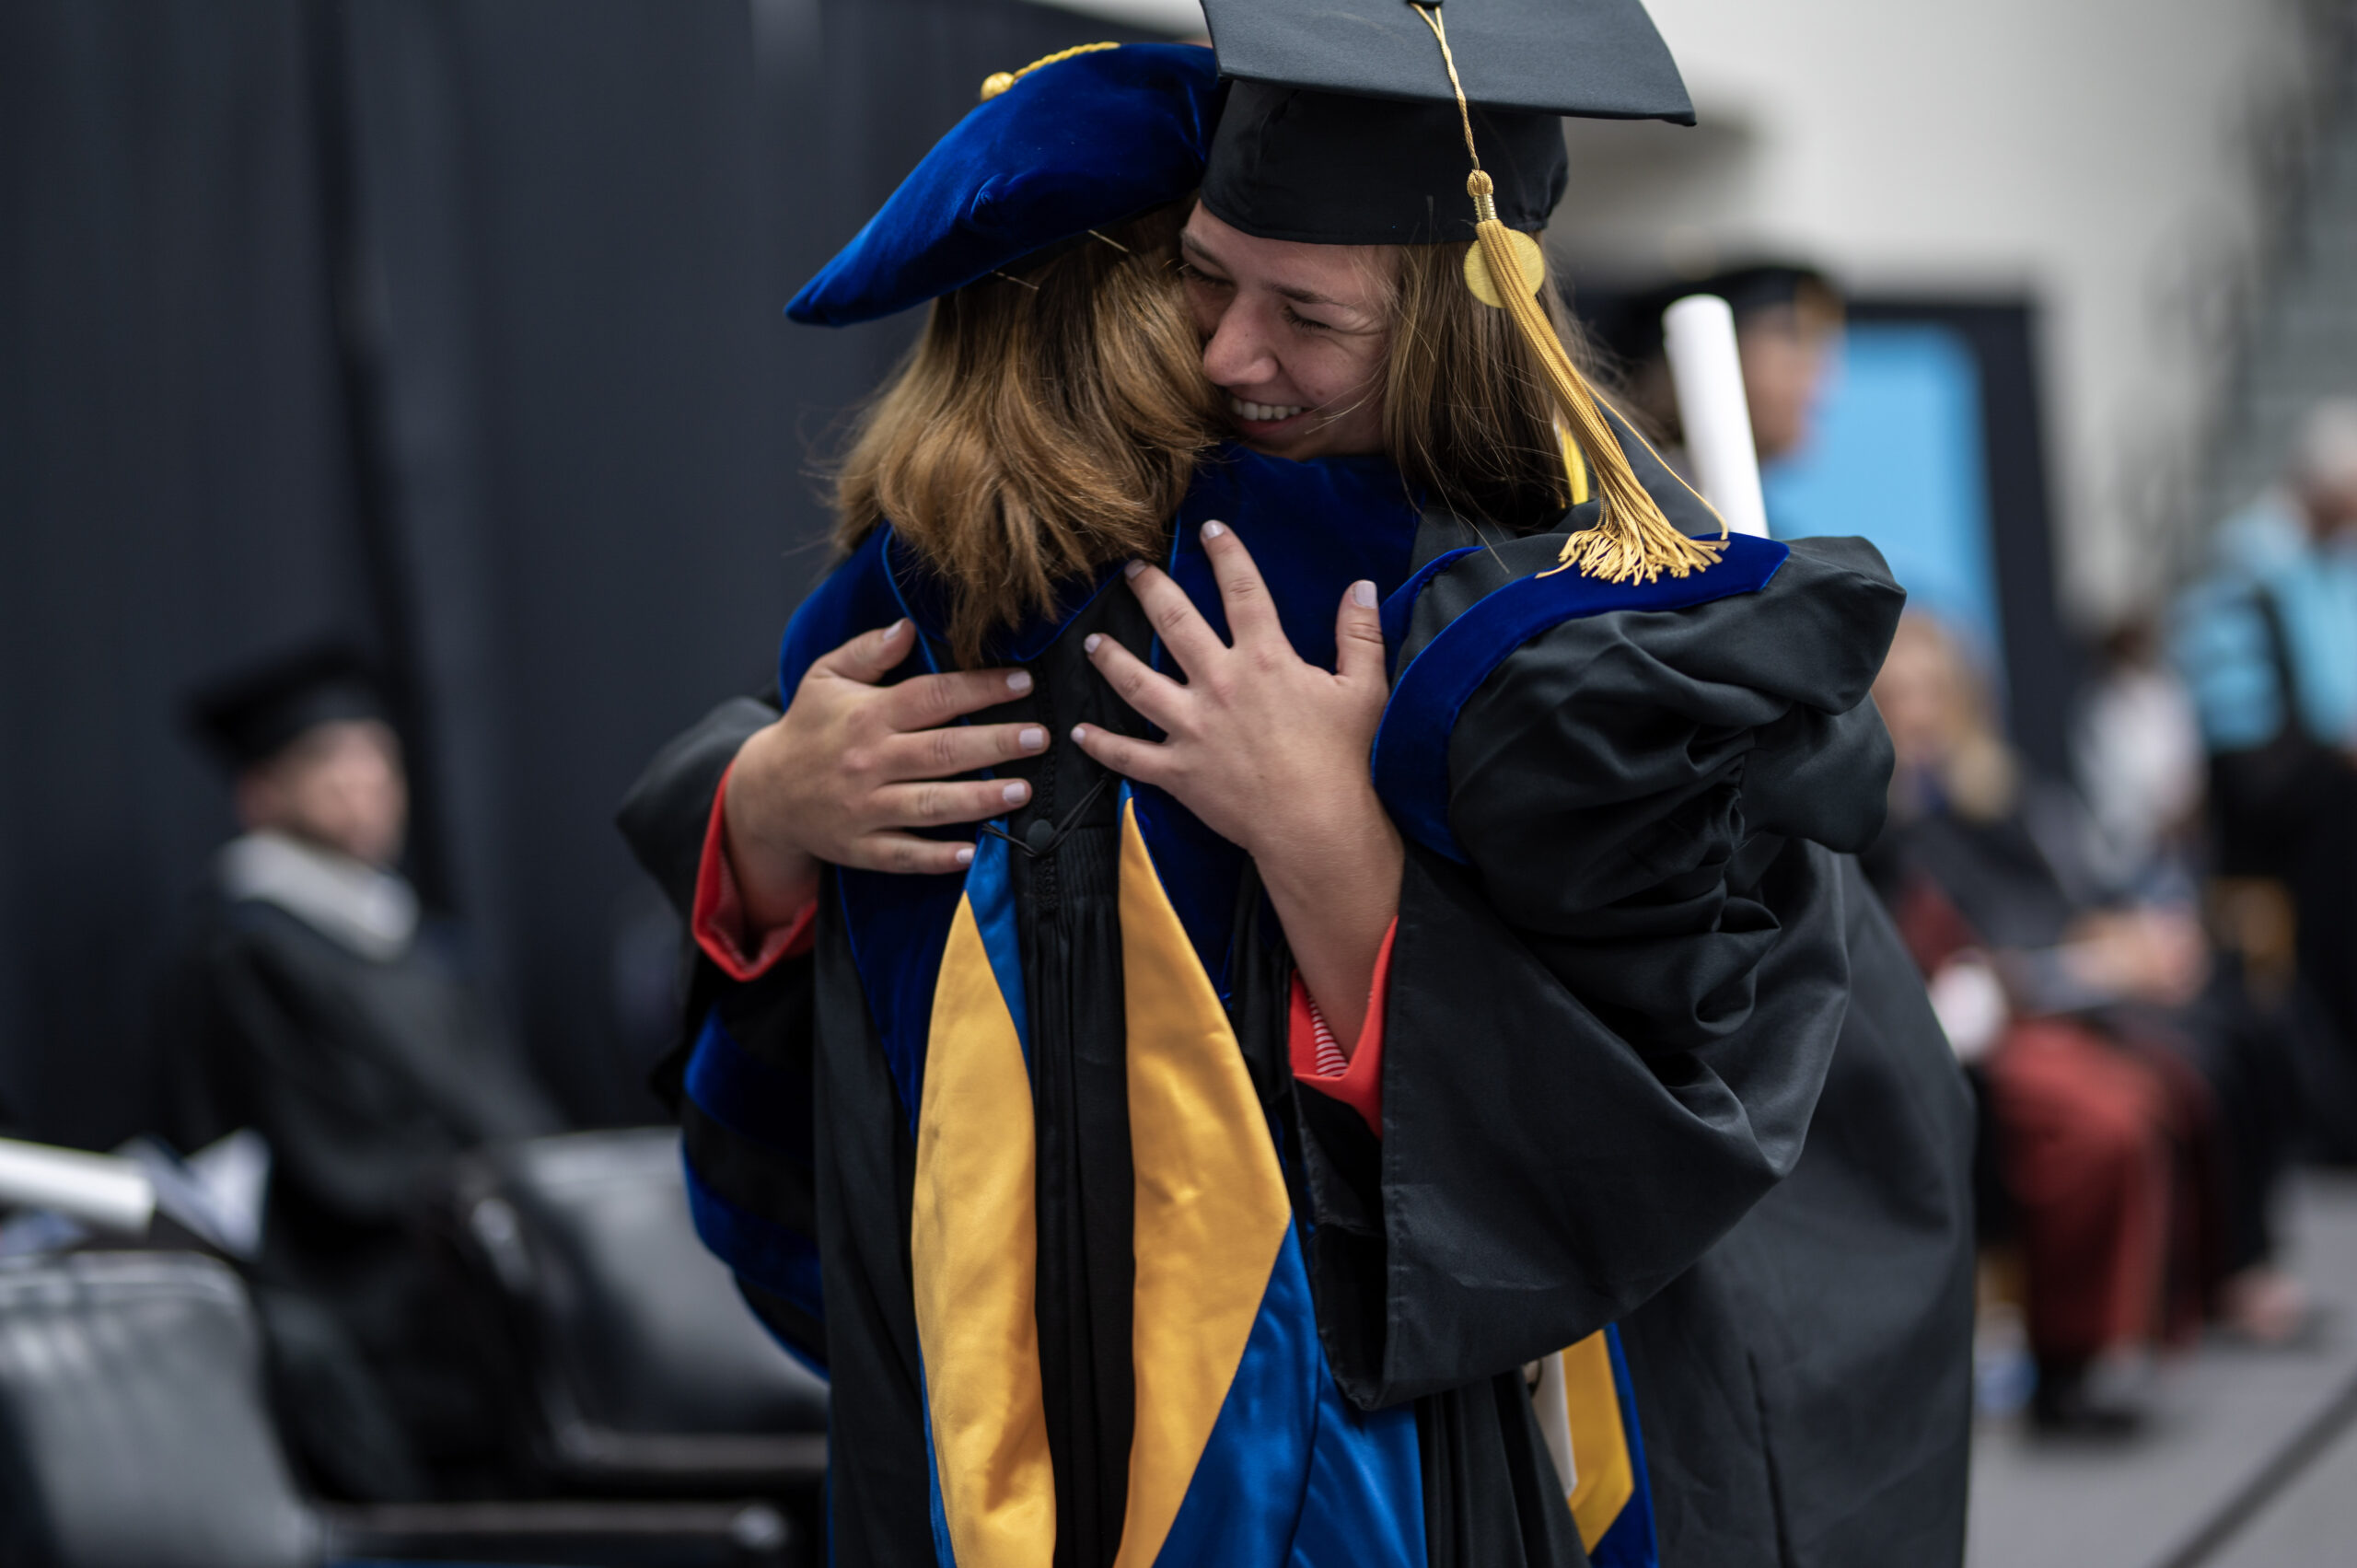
1200;0;1693;246
186;639;389;770
1204;1;1722;585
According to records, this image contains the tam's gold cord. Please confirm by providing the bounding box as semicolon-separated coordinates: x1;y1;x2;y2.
1411;4;1724;583
980;41;1120;101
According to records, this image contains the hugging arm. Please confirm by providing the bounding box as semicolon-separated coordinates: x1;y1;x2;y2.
619;623;1060;960
1294;538;1908;1405
1073;523;1401;1044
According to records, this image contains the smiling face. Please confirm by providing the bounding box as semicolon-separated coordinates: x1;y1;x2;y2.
1178;204;1393;461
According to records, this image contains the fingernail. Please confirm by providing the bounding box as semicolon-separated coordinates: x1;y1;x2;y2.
1003;781;1028;805
955;845;974;866
1202;521;1227;540
1122;561;1145;579
1019;726;1046;750
1006;669;1033;694
884;618;909;639
1084;633;1103;654
1352;579;1377;608
1071;724;1090;744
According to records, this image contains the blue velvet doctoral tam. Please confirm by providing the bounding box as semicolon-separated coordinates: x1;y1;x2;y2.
786;42;1224;326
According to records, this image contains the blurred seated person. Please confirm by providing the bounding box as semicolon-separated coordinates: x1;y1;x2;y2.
2072;616;2206;901
166;641;561;1499
1868;614;2310;1431
1585;259;1844;469
2172;400;2357;1083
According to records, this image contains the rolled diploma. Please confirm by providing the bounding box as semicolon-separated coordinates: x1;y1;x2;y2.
0;1135;156;1235
1663;293;1771;539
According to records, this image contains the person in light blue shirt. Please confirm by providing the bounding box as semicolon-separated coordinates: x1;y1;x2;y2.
2172;399;2357;1054
2175;497;2357;754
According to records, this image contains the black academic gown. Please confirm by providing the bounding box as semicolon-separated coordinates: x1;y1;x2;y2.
165;869;560;1497
621;446;1973;1568
1308;512;1977;1567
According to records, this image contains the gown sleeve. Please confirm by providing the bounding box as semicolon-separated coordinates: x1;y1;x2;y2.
616;539;905;1367
617;693;781;921
690;762;819;980
1299;533;1908;1409
1288;921;1397;1132
622;709;830;1363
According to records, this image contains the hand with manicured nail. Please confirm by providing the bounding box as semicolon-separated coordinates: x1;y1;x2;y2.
723;619;1047;921
1072;522;1400;1043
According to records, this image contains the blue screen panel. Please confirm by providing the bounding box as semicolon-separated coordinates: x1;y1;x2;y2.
1761;321;2001;672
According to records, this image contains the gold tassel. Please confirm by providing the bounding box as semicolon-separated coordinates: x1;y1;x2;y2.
1413;6;1725;584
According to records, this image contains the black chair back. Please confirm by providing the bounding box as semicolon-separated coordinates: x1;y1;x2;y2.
458;1129;826;1491
0;1252;319;1568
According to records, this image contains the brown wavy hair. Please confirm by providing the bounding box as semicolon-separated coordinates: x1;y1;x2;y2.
832;200;1219;666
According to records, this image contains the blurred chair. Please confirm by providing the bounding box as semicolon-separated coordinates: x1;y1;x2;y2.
452;1129;828;1495
0;1251;794;1568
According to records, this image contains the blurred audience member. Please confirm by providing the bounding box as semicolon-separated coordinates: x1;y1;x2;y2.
1588;261;1846;465
163;642;560;1500
1867;614;2310;1433
2073;618;2206;899
2072;618;2332;1337
2174;401;2357;1075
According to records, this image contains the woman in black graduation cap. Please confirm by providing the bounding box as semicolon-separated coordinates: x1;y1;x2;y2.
628;11;1973;1568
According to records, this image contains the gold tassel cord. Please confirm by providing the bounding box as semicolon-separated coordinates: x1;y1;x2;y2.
1411;5;1724;584
1469;174;1724;583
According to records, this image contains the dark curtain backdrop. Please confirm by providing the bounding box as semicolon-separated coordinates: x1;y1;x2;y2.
0;0;1167;1146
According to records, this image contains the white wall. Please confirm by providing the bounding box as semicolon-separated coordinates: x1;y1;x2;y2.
1030;0;2333;622
1600;0;2334;622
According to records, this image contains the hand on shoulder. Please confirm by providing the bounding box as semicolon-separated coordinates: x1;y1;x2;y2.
723;619;1050;919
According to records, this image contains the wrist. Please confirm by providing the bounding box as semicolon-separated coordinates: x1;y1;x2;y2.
728;834;820;931
1250;780;1399;906
723;729;822;926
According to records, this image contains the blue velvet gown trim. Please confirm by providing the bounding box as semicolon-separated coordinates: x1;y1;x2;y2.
1371;533;1790;863
683;1009;814;1170
680;1149;825;1329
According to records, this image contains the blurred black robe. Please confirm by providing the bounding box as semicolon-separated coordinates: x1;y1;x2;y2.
164;838;559;1497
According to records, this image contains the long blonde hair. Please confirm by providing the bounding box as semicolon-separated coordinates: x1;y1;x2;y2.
832;201;1218;666
1379;241;1614;530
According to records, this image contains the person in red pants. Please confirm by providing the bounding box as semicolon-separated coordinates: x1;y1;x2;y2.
1868;614;2258;1433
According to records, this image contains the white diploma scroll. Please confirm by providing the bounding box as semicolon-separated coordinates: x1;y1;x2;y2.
1663;293;1771;539
0;1135;156;1236
1533;1351;1579;1497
